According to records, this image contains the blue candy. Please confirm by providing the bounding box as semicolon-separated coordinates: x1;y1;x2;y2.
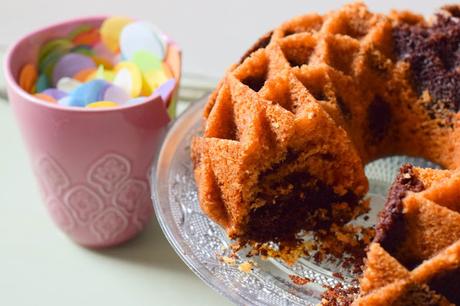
57;96;73;107
67;79;109;107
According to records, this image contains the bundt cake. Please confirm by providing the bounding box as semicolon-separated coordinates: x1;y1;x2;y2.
192;2;460;245
354;164;460;305
192;0;460;280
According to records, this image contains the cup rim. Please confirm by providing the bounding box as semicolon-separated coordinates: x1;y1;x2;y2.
3;15;180;113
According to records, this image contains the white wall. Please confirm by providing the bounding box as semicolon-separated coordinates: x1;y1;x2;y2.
0;0;447;77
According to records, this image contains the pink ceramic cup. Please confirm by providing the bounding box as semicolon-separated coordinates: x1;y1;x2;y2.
4;16;181;247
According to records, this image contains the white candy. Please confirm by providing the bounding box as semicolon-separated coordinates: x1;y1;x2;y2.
119;21;165;60
56;77;82;93
113;68;132;96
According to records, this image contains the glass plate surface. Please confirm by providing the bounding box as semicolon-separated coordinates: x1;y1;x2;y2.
151;96;440;306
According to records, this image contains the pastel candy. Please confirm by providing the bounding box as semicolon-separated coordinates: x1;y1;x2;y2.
93;42;116;59
162;62;173;79
103;84;129;103
38;39;73;80
132;50;162;72
143;68;168;93
113;62;142;97
130;21;167;55
68;79;109;107
153;78;176;102
57;77;82;93
38;38;72;64
92;56;113;69
35;74;49;93
57;96;72;107
41;88;67;100
70;45;94;56
19;64;38;93
72;28;100;46
165;44;181;80
21;16;177;111
100;16;133;52
34;93;56;103
93;65;115;82
86;101;119;108
145;22;168;52
52;53;96;85
120;21;165;60
68;25;93;39
73;67;97;82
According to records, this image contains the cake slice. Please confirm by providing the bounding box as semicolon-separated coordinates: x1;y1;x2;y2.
191;61;368;243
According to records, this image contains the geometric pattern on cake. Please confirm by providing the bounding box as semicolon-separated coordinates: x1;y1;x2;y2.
192;2;460;244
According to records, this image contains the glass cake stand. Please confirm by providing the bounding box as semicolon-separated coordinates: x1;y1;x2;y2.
151;96;440;306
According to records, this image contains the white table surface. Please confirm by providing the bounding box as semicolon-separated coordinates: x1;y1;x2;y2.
0;1;446;305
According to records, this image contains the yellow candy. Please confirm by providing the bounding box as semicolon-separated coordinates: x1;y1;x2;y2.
86;101;119;108
113;61;142;97
100;17;133;52
143;69;168;94
86;65;115;82
92;55;113;69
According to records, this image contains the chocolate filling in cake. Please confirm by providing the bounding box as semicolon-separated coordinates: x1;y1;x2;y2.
373;164;425;267
428;267;460;305
393;10;460;124
392;283;449;306
245;171;359;243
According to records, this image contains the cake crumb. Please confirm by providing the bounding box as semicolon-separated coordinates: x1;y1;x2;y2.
320;283;359;306
289;274;311;285
332;272;344;280
221;256;236;265
238;261;254;272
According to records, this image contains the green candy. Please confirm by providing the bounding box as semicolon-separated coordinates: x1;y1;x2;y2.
38;38;72;64
39;49;64;80
167;95;177;119
132;50;162;73
35;74;49;93
71;45;94;56
68;24;93;39
38;38;74;81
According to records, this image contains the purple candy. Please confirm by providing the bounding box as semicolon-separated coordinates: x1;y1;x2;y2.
97;82;112;101
41;88;67;100
103;84;130;103
152;79;176;102
52;53;96;86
